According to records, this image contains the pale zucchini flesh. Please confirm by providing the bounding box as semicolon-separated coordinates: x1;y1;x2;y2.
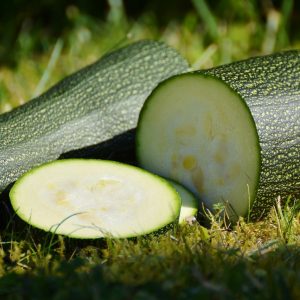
168;180;198;224
201;50;300;218
137;74;261;218
9;159;181;239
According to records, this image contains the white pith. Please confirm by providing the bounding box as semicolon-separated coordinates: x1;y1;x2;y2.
138;75;260;217
168;181;198;223
10;160;180;238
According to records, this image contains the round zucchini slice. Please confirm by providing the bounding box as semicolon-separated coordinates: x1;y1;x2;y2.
137;73;260;219
9;159;181;239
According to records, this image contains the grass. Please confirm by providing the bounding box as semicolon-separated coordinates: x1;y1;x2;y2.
0;1;299;299
0;201;299;299
1;1;299;113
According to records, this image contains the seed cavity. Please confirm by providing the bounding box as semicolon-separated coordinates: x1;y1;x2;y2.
182;155;197;171
175;124;196;137
192;167;204;194
90;179;121;191
55;191;69;206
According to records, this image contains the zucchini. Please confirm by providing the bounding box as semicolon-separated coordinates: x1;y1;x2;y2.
10;159;181;238
136;50;300;219
0;40;188;192
168;180;198;224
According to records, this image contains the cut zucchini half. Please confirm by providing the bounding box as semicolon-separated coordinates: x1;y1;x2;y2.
137;73;260;218
168;181;198;224
9;159;181;239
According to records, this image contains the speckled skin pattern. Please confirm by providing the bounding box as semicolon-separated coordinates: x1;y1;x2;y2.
202;50;300;217
0;41;189;192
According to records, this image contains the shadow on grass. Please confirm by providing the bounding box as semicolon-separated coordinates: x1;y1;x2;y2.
0;241;299;300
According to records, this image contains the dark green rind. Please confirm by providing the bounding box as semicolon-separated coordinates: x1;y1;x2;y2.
0;40;189;192
200;50;300;218
9;159;182;239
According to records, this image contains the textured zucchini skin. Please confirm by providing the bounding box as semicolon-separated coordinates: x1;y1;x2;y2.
0;40;189;192
201;50;300;218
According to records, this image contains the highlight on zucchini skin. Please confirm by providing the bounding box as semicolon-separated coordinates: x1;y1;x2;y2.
9;159;182;239
136;50;300;219
0;40;189;193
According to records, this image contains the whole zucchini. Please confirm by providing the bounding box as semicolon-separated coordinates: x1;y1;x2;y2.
136;50;300;219
0;40;189;192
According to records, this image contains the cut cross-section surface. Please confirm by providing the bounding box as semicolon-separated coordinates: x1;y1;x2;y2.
10;159;181;239
168;180;198;224
137;50;300;219
137;74;260;218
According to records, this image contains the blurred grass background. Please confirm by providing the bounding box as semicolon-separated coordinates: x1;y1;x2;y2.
0;0;299;113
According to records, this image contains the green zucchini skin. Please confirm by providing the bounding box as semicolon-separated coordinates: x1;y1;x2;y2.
0;41;189;192
201;50;300;218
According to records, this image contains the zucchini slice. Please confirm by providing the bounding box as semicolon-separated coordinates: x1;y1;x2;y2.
137;74;259;218
136;50;300;219
168;181;198;224
9;159;181;239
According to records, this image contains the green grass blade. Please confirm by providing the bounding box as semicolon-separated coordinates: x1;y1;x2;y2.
191;0;219;41
32;39;64;98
